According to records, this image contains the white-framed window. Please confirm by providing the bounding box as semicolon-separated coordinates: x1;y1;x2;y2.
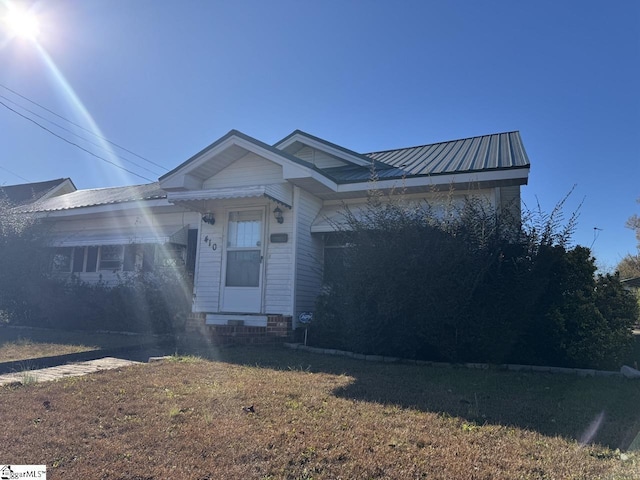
99;245;124;271
71;246;99;273
50;244;180;274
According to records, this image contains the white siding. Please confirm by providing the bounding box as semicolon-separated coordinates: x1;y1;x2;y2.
202;153;284;189
191;196;295;316
192;219;223;313
264;199;295;315
294;146;348;169
293;187;324;323
499;185;522;223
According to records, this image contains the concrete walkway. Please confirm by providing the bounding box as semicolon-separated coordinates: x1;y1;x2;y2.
0;357;141;386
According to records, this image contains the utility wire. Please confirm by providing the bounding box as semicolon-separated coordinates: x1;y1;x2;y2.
0;93;163;177
0;165;32;183
0;100;154;182
0;82;168;171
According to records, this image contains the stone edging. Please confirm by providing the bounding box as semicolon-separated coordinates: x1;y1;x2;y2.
283;343;623;378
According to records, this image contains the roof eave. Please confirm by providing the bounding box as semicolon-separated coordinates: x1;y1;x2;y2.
335;166;530;194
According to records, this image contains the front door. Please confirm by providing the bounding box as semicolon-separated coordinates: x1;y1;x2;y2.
221;209;264;313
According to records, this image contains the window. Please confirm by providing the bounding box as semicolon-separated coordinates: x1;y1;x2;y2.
99;245;124;271
156;243;186;268
322;233;352;285
52;247;72;273
123;245;136;271
85;247;98;272
55;246;100;273
72;247;85;273
142;244;155;272
50;243;185;274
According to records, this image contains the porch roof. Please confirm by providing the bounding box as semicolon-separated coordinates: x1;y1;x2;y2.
166;184;292;209
50;225;188;247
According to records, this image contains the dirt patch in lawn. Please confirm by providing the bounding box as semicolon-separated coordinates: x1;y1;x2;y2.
1;346;638;479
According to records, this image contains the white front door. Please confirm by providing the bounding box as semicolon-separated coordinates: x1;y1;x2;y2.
221;209;264;313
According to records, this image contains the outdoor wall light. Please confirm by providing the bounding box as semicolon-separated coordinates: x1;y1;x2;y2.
273;206;284;224
202;212;216;225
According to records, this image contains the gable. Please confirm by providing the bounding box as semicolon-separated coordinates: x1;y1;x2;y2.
289;145;350;169
275;130;373;168
159;130;337;196
202;153;284;189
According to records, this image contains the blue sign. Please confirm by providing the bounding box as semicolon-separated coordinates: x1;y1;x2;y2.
298;312;313;324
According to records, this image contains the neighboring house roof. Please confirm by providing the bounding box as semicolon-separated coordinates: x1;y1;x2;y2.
0;178;76;206
21;182;166;213
622;277;640;289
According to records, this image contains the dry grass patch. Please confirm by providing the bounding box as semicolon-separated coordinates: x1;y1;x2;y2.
0;338;96;363
0;347;638;479
0;327;163;363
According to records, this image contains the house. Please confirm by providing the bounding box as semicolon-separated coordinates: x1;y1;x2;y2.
18;129;530;338
0;177;76;206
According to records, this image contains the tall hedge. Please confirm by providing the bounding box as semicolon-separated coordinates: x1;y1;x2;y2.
311;193;638;370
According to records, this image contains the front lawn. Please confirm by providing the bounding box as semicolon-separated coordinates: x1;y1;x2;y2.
0;327;162;363
1;346;638;479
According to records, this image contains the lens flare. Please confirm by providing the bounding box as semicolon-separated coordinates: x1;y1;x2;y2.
4;7;39;40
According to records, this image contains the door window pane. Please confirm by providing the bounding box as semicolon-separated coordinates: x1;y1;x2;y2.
226;250;260;287
228;211;262;247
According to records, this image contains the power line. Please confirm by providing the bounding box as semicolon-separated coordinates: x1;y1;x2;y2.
0;93;163;177
0;82;169;171
0;165;32;183
0;100;154;182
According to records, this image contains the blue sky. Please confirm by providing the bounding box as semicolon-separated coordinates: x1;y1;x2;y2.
1;0;638;271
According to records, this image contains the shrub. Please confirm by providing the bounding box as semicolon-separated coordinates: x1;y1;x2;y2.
310;190;639;369
23;271;192;334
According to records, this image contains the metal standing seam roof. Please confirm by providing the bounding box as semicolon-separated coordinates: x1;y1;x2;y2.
18;131;530;212
366;131;530;176
20;182;167;213
309;131;530;184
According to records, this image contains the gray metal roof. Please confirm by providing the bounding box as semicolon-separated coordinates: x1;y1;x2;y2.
366;131;530;177
18;130;530;213
21;182;166;213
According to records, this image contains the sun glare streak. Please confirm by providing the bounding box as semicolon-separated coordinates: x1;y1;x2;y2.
33;42;133;181
34;42;166;240
579;411;605;446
